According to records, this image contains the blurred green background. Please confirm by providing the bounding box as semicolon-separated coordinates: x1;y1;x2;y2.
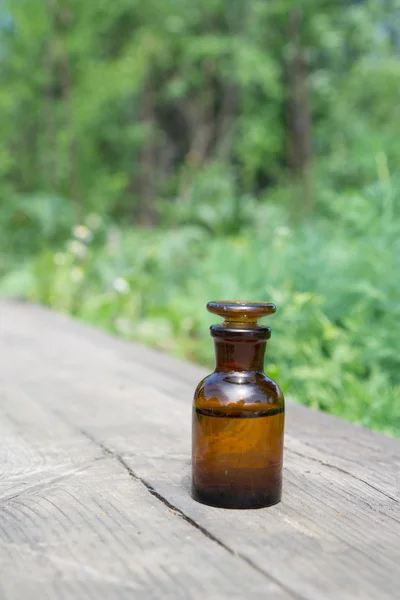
0;0;399;436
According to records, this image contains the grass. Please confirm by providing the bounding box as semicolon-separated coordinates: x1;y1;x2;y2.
1;189;399;438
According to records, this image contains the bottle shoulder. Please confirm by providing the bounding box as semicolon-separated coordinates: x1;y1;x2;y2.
194;370;284;413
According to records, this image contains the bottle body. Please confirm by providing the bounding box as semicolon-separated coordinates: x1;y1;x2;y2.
192;332;285;509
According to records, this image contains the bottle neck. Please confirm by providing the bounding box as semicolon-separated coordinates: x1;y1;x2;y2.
214;339;266;372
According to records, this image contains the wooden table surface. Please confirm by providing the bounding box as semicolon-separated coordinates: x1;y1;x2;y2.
0;299;399;600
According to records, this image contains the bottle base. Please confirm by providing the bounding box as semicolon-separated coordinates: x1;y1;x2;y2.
191;484;281;509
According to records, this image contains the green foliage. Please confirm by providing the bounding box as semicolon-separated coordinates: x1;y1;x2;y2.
2;182;399;437
1;0;399;214
0;0;399;437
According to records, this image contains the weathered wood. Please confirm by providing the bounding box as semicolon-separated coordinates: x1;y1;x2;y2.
0;299;399;600
0;315;287;599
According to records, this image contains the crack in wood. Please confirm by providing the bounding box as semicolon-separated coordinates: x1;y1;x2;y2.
286;448;399;505
77;427;306;600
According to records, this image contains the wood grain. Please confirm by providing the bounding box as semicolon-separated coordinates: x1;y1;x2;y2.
0;299;399;600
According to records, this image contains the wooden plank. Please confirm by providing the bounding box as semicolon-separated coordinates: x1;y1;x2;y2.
0;382;102;501
1;299;400;600
0;357;289;598
19;378;398;599
1;455;288;599
0;298;204;395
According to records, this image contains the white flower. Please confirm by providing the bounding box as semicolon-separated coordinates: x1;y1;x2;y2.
70;267;84;283
54;252;67;266
276;226;290;237
67;239;87;258
85;213;102;230
181;317;193;332
112;277;130;294
115;318;134;335
73;224;93;243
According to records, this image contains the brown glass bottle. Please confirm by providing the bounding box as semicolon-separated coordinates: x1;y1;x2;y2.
192;301;285;509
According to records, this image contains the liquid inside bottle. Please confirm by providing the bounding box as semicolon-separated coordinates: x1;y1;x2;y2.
192;301;285;509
